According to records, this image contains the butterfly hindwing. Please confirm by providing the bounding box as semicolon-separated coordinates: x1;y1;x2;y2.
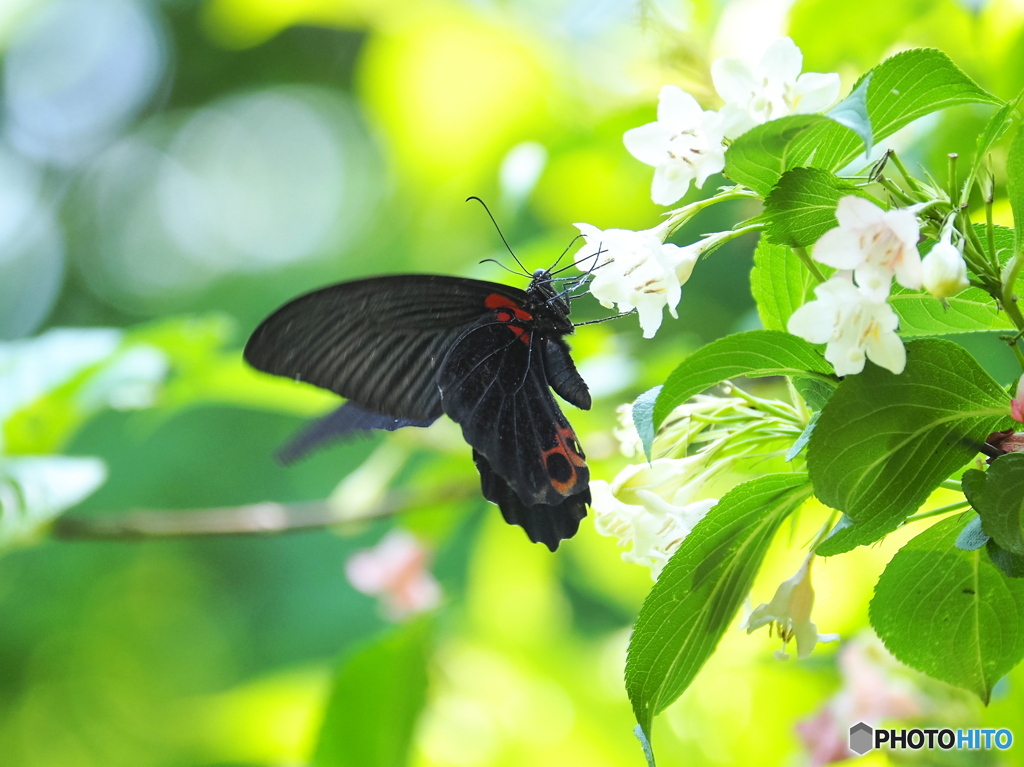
276;402;438;465
472;450;589;551
244;275;529;420
437;313;590;511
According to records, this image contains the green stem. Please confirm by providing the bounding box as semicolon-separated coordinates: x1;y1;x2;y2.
1001;254;1024;371
887;151;923;194
940;478;962;490
904;500;971;524
876;176;915;206
948;153;960;208
665;188;760;236
794;246;827;284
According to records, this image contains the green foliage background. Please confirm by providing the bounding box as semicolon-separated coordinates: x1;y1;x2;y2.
4;0;1024;765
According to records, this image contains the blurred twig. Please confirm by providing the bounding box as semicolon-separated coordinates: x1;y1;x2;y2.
51;483;475;541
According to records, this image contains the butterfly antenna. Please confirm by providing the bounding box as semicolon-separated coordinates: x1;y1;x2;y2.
547;233;586;273
466;196;530;276
479;257;529;278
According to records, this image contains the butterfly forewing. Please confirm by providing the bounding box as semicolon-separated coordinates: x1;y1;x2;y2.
244;275;528;420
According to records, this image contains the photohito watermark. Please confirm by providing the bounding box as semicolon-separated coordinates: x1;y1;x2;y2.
849;723;1013;756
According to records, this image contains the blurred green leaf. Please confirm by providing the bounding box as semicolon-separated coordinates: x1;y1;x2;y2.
750;238;818;332
812;338;1011;556
652;330;836;431
626;473;812;743
870;516;1024;703
763;167;861;247
313;619;432;767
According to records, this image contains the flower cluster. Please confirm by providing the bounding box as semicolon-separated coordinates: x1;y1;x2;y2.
787;197;972;376
572;38;840;339
591;384;807;578
625;38;841;206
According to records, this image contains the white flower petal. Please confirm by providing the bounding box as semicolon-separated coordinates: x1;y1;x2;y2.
864;321;907;374
651;160;694;205
657;84;704;125
759;37;803;84
623;122;675;167
791;72;842;113
812;227;867;269
711;56;759;104
787;299;838;345
835;196;885;229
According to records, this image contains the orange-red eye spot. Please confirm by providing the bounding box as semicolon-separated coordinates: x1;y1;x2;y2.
541;426;586;495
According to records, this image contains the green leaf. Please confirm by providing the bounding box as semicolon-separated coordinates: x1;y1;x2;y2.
633;386;662;463
826;72;873;155
0;456;107;552
652;331;837;431
792;376;835;412
726;49;1000;196
791;48;1001;175
763;167;862;247
963;453;1024;556
809;338;1012;557
313;620;432;767
870;516;1024;703
626;473;812;743
723;114;834;196
1008;125;1024;257
750;237;818;332
987;539;1024;578
965;96;1019;195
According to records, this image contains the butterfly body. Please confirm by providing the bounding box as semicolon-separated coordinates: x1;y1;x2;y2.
244;269;591;550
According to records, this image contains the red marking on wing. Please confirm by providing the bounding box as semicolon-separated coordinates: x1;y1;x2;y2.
541;425;587;495
485;293;533;322
489;295;533;345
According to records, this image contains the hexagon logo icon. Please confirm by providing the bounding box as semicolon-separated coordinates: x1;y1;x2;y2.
849;722;874;755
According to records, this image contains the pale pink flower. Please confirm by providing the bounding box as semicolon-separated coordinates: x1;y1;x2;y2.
813;197;922;298
345;529;442;621
796;637;921;766
1012;377;1024;424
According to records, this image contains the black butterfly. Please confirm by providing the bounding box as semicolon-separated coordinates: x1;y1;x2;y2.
243;269;592;550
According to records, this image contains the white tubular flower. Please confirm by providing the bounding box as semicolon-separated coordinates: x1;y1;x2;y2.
623;85;726;206
743;554;839;661
711;37;841;139
345;530;442;621
788;273;905;376
921;231;970;298
574;221;692;338
813;196;922;297
591;457;719;579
